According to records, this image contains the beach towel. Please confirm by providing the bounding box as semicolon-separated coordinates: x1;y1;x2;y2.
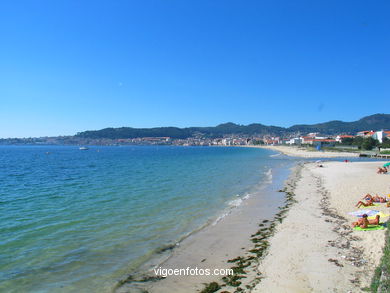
358;203;380;208
354;225;385;231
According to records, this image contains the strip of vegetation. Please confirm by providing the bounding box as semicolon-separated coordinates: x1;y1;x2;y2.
370;221;390;292
296;145;360;153
341;137;390;151
321;147;361;153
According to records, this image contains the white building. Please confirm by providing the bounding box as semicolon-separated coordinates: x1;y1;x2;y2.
372;131;390;143
286;137;302;145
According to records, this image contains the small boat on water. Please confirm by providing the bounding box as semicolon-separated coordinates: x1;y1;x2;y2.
79;147;89;150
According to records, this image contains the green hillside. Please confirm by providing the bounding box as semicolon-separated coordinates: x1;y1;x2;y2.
76;114;390;139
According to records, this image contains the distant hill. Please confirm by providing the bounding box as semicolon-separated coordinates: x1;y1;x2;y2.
76;122;286;139
288;114;390;134
76;114;390;139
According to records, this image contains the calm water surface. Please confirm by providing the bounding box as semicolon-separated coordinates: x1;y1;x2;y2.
0;145;292;292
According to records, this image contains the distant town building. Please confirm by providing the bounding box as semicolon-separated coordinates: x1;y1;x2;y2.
335;135;355;143
285;137;302;145
372;131;390;143
356;130;375;137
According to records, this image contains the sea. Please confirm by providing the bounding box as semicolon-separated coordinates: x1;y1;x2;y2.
0;145;328;292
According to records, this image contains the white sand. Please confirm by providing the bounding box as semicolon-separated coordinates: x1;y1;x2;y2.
116;160;389;293
255;145;359;158
253;161;389;293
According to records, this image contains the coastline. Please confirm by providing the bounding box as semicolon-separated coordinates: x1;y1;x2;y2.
114;150;389;292
116;158;299;293
249;145;360;158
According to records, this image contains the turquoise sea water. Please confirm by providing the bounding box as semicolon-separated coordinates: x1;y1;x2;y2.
0;146;292;292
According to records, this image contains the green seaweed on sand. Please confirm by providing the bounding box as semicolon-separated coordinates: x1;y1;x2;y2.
200;282;221;293
215;165;302;292
222;274;243;287
228;256;244;263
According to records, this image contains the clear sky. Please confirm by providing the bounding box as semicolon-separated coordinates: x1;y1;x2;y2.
0;0;389;138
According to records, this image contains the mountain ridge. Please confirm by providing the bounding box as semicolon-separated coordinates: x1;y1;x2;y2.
75;114;390;139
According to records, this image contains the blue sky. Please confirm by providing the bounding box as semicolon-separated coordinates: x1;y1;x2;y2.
0;0;389;138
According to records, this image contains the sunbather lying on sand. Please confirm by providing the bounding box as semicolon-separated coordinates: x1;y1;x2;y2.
363;194;388;203
377;167;388;174
352;214;369;228
362;193;373;200
352;214;380;228
356;199;374;208
369;215;380;225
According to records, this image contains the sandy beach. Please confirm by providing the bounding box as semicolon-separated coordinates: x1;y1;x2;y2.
254;145;360;158
116;166;295;293
254;161;389;293
116;159;389;293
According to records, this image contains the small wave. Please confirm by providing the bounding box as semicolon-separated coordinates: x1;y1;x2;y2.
264;168;273;183
213;211;230;225
270;153;281;157
228;198;243;207
212;194;252;225
212;200;242;225
213;168;274;228
243;194;250;200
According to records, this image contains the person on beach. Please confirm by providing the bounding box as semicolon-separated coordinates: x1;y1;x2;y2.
368;215;380;226
361;193;373;200
352;214;369;228
377;167;388;174
363;194;388;203
356;199;374;208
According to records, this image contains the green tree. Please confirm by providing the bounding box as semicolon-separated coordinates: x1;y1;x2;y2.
352;136;364;146
361;137;379;150
341;137;354;145
252;139;264;145
381;137;390;148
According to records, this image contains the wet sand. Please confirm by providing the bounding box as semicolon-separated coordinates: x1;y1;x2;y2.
116;164;297;293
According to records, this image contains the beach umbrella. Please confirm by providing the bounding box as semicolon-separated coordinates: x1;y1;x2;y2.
348;210;379;218
383;162;390;168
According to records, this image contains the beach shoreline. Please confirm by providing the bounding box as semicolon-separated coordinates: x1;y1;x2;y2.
116;158;300;293
115;152;389;293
